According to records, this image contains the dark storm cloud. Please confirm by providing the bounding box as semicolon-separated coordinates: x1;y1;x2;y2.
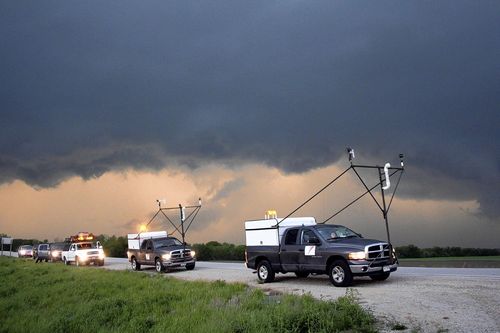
1;1;499;216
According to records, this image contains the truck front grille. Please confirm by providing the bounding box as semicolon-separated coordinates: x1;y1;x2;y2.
170;249;192;262
87;251;99;255
366;243;390;259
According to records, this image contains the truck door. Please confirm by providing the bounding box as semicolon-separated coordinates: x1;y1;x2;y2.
299;228;324;271
68;244;76;261
142;240;154;264
279;228;301;272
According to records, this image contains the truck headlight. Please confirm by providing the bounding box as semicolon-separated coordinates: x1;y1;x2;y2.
348;251;366;260
99;253;105;259
191;250;196;257
51;251;59;257
162;253;171;260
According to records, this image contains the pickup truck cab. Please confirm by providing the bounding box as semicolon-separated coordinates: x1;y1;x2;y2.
62;242;105;266
127;231;195;273
245;217;398;287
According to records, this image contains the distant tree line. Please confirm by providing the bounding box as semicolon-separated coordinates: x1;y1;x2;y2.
95;235;128;258
191;241;245;261
395;244;500;258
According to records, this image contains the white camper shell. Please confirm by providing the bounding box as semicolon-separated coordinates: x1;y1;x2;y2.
245;217;316;246
127;231;168;250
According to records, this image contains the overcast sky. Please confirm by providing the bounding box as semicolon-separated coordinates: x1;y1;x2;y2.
0;1;499;247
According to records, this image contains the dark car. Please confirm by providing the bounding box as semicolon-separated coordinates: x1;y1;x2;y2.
49;242;70;262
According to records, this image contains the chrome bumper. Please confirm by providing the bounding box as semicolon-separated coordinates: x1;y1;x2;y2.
163;259;195;267
349;263;398;274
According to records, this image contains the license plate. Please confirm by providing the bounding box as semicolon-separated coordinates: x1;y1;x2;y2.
383;266;390;272
180;263;186;267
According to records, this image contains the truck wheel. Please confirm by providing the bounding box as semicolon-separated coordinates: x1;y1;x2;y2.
256;260;275;283
98;259;104;267
63;257;69;265
76;256;81;267
155;259;164;273
131;257;141;271
186;263;195;271
370;272;390;281
328;260;353;287
295;271;309;278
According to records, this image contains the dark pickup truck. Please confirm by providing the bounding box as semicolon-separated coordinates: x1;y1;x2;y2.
245;218;398;287
127;236;196;273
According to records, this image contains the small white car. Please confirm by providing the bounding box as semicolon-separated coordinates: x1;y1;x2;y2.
17;245;33;258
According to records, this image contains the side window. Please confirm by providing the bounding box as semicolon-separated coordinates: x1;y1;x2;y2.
301;230;318;245
146;240;153;250
284;228;299;245
141;240;148;250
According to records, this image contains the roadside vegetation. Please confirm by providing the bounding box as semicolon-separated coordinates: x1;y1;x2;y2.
395;244;499;258
0;257;376;333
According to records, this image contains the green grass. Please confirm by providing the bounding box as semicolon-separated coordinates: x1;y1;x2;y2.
0;257;376;333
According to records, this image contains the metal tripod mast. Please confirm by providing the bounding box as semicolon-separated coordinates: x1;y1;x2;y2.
139;198;202;245
277;149;405;246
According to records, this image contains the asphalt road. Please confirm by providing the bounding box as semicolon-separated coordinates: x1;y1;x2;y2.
105;257;500;279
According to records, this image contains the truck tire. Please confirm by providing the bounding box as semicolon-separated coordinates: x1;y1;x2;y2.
186;263;195;271
155;258;164;273
295;271;309;278
98;259;104;267
131;257;141;271
256;260;275;283
76;256;82;267
63;257;69;265
370;272;390;281
328;260;353;287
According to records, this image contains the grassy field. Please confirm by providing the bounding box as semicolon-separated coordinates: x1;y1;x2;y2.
399;256;500;268
0;257;376;333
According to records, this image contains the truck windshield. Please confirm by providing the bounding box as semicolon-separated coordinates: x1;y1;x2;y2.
316;226;360;240
77;243;98;249
154;238;182;248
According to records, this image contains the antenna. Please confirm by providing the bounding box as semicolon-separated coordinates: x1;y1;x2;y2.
156;198;166;208
382;163;391;190
346;147;355;163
